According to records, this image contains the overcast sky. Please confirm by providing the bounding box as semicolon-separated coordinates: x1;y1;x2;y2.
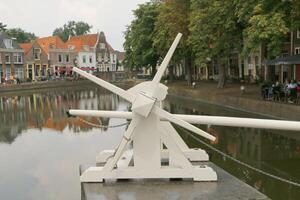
0;0;149;51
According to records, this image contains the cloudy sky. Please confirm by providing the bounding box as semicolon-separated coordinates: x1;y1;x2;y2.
0;0;148;51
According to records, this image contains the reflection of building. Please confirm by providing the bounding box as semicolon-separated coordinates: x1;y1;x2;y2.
0;32;24;83
0;87;122;143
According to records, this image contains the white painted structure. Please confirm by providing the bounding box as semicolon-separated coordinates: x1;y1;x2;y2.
69;33;300;183
78;50;97;74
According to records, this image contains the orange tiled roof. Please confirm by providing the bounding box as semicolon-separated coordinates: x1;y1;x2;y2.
20;43;32;55
66;34;98;52
37;36;66;54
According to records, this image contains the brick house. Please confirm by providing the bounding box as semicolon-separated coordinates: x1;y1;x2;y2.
38;36;76;77
20;41;49;81
0;32;24;83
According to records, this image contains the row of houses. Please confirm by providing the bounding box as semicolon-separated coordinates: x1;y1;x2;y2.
197;30;300;83
0;32;125;83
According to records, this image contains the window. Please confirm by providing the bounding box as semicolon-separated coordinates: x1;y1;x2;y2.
68;45;75;50
4;39;13;48
15;67;23;79
34;48;41;60
65;54;70;63
0;53;1;63
83;45;89;51
83;55;86;63
297;30;300;39
89;56;93;63
295;47;300;55
35;65;40;76
99;43;105;49
5;54;10;63
58;54;62;63
6;67;11;80
255;56;259;66
14;53;22;63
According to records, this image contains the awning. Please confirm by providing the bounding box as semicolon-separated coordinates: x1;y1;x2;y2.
80;67;97;71
266;54;300;65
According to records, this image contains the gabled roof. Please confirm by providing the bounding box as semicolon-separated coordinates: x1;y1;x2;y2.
66;34;98;52
19;42;32;55
37;36;65;54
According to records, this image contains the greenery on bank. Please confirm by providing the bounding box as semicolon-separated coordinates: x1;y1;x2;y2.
123;0;300;88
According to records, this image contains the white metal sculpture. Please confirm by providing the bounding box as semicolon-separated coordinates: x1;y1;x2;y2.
69;33;300;183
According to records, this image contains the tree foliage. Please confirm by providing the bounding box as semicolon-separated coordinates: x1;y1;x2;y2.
0;22;7;32
189;0;242;88
124;0;300;87
123;1;160;76
6;28;37;43
53;21;92;42
154;0;192;84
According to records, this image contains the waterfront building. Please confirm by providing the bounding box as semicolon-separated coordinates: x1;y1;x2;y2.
66;34;98;74
20;41;49;81
43;36;77;77
266;30;300;82
95;32;117;72
0;32;24;83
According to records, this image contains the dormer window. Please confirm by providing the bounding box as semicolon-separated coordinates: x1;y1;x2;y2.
4;39;13;49
83;45;89;51
68;45;75;50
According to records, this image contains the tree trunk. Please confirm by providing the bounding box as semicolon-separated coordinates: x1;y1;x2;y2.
169;65;174;82
217;57;226;88
151;65;157;78
185;56;192;86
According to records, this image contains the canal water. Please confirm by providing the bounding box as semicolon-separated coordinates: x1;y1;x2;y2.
0;86;299;200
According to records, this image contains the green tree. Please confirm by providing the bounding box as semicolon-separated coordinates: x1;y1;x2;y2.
154;0;193;84
189;0;242;88
123;1;160;76
53;21;92;42
0;22;7;32
6;28;37;43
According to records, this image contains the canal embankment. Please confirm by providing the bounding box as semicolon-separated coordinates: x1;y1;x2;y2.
167;81;300;121
1;79;300;121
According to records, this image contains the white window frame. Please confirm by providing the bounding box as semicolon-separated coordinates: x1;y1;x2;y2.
89;55;93;63
15;67;23;79
6;67;11;80
14;53;23;63
297;30;300;39
295;47;300;55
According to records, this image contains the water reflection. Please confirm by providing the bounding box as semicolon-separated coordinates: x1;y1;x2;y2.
165;95;300;200
0;87;128;200
1;88;300;200
0;87;123;144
